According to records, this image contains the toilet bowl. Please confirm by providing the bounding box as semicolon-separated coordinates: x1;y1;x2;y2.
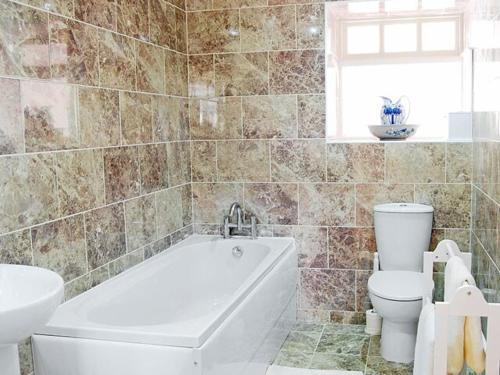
368;203;434;364
368;271;431;363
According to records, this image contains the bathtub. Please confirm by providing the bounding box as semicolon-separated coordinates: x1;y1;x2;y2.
32;235;297;375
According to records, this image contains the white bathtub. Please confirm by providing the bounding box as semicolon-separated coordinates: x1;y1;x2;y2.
32;235;297;375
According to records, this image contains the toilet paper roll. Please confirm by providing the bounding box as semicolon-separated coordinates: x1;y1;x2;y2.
365;309;382;335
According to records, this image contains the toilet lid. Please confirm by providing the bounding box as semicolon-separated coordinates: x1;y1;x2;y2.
368;271;428;301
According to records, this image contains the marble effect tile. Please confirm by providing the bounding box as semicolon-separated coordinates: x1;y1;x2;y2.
74;0;117;30
167;142;191;186
190;97;242;140
300;268;356;311
242;96;297;139
150;0;176;49
446;142;472;183
217;140;270;182
98;31;136;90
21;81;79;152
386;143;445;183
55;149;105;216
78;87;120;147
191;141;217;182
192;183;243;223
85;203;126;270
244;183;298;225
136;42;165;94
116;0;149;39
299;184;355;226
215;53;269;96
281;331;321;353
165;50;188;96
188;10;239;54
274;226;328;268
188;54;215;98
0;154;58;234
327;143;384;183
125;195;157;251
153;96;190;142
120;92;153;145
271;139;326;182
310;353;366;371
0;78;23;155
139;144;168;193
49;16;99;85
32;215;87;281
270;50;325;94
240;6;296;52
0;230;33;265
0;2;50;79
297;4;324;49
328;227;376;270
298;94;326;138
156;187;185;237
103;147;141;203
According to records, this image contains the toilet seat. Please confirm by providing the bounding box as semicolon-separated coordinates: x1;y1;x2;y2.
368;271;427;302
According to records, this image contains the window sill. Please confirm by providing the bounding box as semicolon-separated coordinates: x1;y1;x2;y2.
325;137;472;144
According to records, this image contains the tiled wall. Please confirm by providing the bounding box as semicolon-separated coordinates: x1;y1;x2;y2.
0;0;191;373
470;0;500;313
185;1;473;323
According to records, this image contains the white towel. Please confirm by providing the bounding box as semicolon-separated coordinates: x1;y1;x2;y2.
413;300;435;375
444;256;485;374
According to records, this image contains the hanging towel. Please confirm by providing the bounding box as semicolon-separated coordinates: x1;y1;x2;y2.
413;299;435;375
444;256;469;374
444;256;486;374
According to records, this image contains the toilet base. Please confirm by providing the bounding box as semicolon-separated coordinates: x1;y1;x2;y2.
380;320;417;364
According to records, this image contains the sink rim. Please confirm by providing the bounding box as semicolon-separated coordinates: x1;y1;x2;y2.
0;264;64;315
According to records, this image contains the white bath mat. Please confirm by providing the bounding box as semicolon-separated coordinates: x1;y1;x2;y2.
266;365;363;375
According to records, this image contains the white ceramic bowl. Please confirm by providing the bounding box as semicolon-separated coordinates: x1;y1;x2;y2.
368;124;419;140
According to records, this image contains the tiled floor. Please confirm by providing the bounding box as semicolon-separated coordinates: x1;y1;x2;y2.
273;323;413;375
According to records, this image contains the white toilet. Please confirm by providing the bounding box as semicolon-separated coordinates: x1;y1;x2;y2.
368;203;434;364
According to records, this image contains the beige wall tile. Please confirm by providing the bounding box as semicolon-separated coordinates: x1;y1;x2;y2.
327;143;384;183
124;195;157;251
0;230;33;265
152;96;190;142
119;92;153;145
103;147;141;203
0;2;50;79
49;16;99;85
0;78;24;155
244;183;299;224
167;141;192;186
271;139;326;182
242;96;297;139
150;0;176;49
78;87;120;147
138;144;168;193
188;54;215;98
192;182;243;223
116;0;149;39
191;141;217;182
215;53;269;96
190;97;242;140
55;149;105;216
446;142;472;183
298;94;326;138
297;4;324;49
74;0;117;30
156;187;185;237
386;142;445;183
32;215;87;281
217;140;270;181
240;6;296;52
136;42;165;94
188;10;240;54
98;31;136;90
85;203;126;269
298;183;355;226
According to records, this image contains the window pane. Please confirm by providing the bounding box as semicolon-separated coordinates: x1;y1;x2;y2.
348;1;380;13
422;21;456;51
384;23;417;52
421;0;455;10
347;25;380;54
385;0;418;12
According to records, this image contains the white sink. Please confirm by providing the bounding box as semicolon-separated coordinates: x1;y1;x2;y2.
0;264;64;375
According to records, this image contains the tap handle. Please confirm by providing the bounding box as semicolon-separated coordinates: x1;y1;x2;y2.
223;215;230;239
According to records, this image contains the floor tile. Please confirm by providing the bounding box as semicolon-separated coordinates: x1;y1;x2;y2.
368;335;381;357
316;333;370;357
273;350;313;368
292;322;325;333
281;331;322;353
323;324;367;336
365;356;413;375
309;353;366;371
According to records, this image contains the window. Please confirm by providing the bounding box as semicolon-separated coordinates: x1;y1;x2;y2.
326;0;470;140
